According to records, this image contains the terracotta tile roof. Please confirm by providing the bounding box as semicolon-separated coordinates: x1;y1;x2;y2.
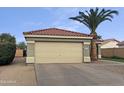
117;41;124;45
95;39;103;44
23;28;92;37
104;39;119;42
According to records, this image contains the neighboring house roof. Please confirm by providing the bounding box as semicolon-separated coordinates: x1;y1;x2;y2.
23;28;92;37
95;39;104;44
117;41;124;46
101;38;120;45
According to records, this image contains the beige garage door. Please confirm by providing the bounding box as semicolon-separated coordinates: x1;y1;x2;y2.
35;42;83;63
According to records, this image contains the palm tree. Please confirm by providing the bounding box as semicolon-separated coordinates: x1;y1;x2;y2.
69;8;118;62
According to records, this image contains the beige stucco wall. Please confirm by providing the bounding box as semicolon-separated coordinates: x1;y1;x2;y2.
26;41;35;63
114;48;124;58
83;42;91;62
101;48;113;57
101;41;119;49
101;48;124;58
15;49;23;57
98;44;101;59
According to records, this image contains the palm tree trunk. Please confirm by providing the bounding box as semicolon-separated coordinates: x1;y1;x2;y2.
90;36;98;62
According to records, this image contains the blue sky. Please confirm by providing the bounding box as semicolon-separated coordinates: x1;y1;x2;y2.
0;7;123;43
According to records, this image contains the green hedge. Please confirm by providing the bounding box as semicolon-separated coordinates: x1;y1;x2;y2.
0;43;16;65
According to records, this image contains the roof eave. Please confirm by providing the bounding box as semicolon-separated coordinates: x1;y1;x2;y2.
24;34;93;39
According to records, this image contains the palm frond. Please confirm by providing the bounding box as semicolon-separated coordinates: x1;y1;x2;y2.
69;7;118;34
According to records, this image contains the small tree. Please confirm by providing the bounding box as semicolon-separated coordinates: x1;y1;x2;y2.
17;42;26;50
0;33;16;65
0;33;16;44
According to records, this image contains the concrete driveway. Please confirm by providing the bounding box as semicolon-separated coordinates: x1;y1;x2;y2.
35;61;124;86
0;57;36;86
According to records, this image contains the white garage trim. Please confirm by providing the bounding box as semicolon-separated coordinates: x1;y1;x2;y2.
24;35;93;39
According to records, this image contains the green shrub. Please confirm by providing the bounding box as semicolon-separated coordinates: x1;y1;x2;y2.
102;56;124;59
0;33;16;43
0;33;16;65
111;56;124;59
0;43;16;65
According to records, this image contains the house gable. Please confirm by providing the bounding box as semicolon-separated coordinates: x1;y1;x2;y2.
101;40;119;48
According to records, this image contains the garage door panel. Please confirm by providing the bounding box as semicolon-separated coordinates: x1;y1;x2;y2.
35;42;83;63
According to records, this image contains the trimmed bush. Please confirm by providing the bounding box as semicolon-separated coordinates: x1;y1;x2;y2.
0;33;16;65
0;43;16;65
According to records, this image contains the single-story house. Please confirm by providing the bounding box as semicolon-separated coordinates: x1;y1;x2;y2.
101;39;119;49
23;28;101;64
117;41;124;48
